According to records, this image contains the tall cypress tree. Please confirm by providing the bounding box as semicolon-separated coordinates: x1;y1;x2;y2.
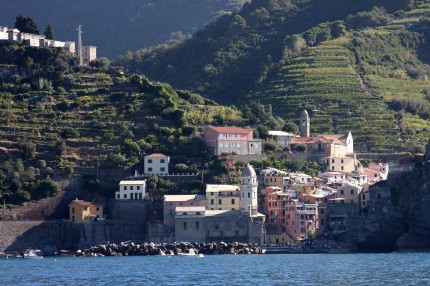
44;24;55;40
14;15;39;34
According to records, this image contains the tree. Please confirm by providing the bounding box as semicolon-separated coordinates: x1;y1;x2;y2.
19;140;36;160
44;24;55;40
54;140;67;157
90;57;111;70
15;15;39;34
331;21;346;38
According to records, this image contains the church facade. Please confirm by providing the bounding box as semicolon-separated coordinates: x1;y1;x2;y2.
174;164;266;243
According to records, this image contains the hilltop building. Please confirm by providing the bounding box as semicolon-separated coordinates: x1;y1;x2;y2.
144;153;169;175
206;184;240;211
0;26;76;55
83;46;97;66
204;126;262;156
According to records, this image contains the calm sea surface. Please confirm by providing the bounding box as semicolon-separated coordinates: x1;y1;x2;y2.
1;253;430;286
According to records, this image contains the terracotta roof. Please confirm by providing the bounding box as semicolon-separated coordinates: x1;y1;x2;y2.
208;126;252;133
145;153;168;158
293;136;345;145
70;199;93;207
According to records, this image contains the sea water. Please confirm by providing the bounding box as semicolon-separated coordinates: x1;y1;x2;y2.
1;253;430;286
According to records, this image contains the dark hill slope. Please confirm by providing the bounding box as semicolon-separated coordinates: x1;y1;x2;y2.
0;0;248;58
119;0;410;104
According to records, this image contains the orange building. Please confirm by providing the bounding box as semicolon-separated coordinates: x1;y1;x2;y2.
69;199;103;222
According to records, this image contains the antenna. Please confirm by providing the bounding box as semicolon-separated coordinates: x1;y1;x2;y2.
77;25;83;66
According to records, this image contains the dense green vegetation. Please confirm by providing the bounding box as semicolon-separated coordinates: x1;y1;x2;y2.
0;0;249;57
0;41;289;205
119;0;430;153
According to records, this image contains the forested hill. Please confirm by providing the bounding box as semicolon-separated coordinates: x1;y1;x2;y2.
0;0;249;58
117;0;412;103
118;0;430;153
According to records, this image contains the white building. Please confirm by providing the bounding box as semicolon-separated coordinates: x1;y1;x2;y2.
115;180;147;200
0;26;8;40
268;130;295;147
144;153;170;175
240;164;258;214
83;46;97;66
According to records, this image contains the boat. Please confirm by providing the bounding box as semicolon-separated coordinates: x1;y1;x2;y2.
178;248;198;256
23;249;43;259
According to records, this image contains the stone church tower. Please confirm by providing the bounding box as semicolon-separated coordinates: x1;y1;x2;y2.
300;110;310;137
240;164;258;214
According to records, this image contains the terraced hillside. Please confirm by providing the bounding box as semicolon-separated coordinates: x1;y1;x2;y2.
252;44;401;153
0;68;245;204
251;4;430;153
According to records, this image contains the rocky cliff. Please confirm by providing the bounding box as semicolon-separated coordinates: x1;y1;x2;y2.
356;141;430;251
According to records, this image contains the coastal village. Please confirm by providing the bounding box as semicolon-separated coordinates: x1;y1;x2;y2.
0;8;428;256
67;110;420;249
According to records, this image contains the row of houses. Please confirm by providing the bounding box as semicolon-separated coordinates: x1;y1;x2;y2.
0;26;96;65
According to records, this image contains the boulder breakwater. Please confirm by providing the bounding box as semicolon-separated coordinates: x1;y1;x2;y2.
56;241;266;257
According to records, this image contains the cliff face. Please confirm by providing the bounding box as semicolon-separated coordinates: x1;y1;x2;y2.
356;142;430;251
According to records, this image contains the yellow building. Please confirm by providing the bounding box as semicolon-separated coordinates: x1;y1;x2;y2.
320;156;362;173
69;199;103;222
206;184;240;211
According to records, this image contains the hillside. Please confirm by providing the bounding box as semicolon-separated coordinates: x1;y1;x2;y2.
0;42;248;205
119;0;430;153
0;0;249;58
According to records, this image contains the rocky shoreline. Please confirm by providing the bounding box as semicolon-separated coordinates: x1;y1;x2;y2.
54;241;266;257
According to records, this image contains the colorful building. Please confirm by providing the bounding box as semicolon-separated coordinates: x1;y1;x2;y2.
204;126;262;156
69;199;103;222
206;184;240;211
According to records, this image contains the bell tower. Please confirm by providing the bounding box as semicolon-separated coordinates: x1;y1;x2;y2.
300;110;310;137
240;164;258;215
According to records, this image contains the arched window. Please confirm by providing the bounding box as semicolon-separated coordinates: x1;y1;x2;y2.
196;212;201;215
182;212;188;215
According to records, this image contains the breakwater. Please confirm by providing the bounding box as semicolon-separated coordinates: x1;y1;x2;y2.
58;241;266;257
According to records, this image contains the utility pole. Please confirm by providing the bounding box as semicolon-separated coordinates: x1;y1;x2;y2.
77;25;83;66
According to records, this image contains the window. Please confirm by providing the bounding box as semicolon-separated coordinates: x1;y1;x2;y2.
124;186;127;190
341;166;344;170
130;186;134;190
320;209;324;214
350;190;354;195
116;194;120;199
236;229;240;236
211;199;214;205
332;166;334;170
183;222;187;230
182;212;187;215
321;219;325;226
72;207;75;214
196;212;201;215
237;143;241;147
96;207;99;211
340;190;344;195
84;207;88;211
124;194;127;199
248;193;250;198
206;230;210;235
148;167;153;172
341;159;344;163
351;200;354;203
341;200;344;204
148;159;152;163
169;209;172;215
196;222;199;230
161;167;165;172
218;199;222;205
137;186;140;190
160;159;165;163
220;230;224;236
332;159;334;163
220;142;224;147
231;199;235;204
287;214;290;219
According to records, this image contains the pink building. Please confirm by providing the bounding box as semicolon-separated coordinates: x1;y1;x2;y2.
265;187;320;240
163;194;207;227
204;126;262;156
291;136;347;157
